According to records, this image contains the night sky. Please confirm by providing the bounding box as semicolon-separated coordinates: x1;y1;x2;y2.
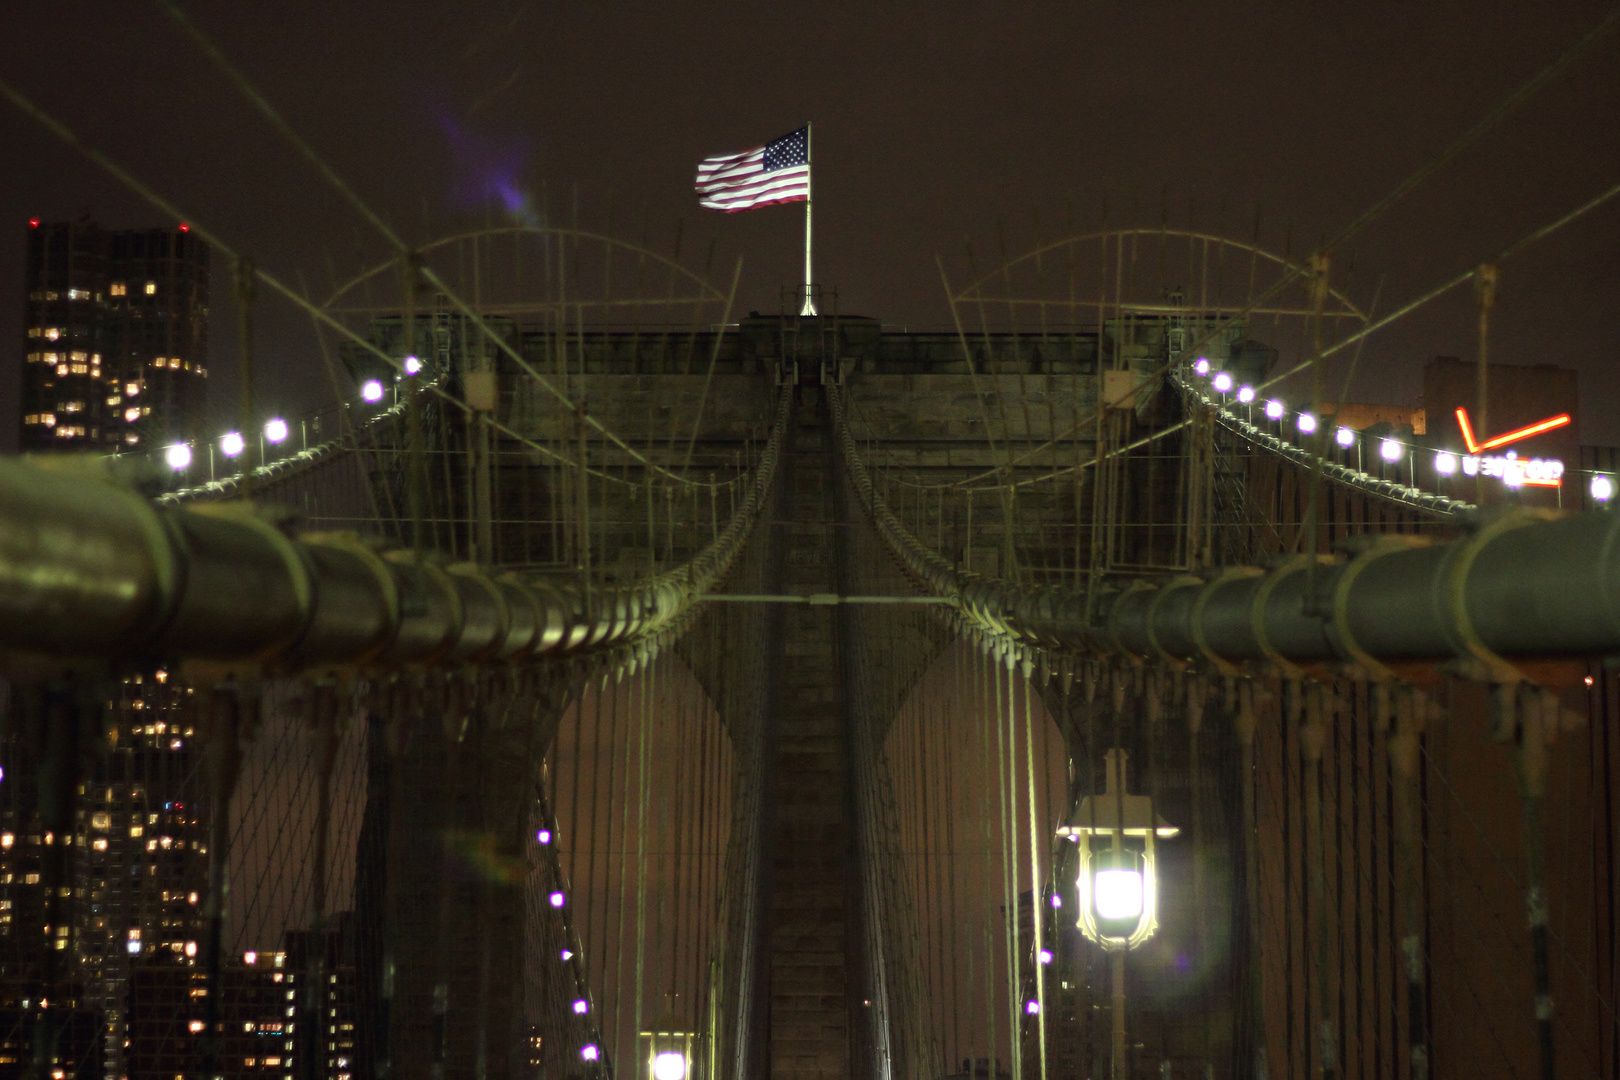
3;1;1618;448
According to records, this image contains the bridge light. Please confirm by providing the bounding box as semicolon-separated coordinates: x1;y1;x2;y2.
1434;452;1458;475
573;999;589;1015
549;891;565;908
1038;948;1053;964
403;354;423;375
1296;413;1318;435
1057;749;1176;952
1335;427;1355;448
581;1045;599;1062
1380;439;1402;463
361;379;385;403
1236;385;1255;403
642;1018;694;1080
1025;1000;1041;1015
263;418;289;444
1211;372;1233;393
1591;475;1614;502
165;443;193;470
1264;400;1285;420
537;829;552;844
1193;358;1210;376
220;432;245;457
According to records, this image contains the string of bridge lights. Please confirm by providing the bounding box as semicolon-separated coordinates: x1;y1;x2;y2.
158;358;425;474
1185;357;1616;504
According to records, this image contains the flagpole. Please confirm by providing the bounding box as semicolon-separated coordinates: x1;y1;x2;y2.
800;121;816;316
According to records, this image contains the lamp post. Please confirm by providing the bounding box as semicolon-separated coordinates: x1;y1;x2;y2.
639;1015;696;1080
1058;749;1178;1080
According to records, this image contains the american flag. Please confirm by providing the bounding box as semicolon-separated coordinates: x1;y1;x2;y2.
694;126;809;213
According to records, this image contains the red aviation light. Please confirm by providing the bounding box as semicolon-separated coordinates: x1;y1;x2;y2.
178;223;189;232
28;218;39;228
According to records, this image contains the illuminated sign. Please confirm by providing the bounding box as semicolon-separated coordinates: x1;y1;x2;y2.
1460;451;1564;488
1452;407;1568;489
1454;407;1571;454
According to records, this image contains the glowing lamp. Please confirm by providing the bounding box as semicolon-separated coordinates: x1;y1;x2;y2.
1025;1000;1040;1015
1265;400;1285;420
581;1045;600;1062
640;1016;695;1080
1296;413;1318;435
165;443;193;470
1193;358;1210;376
1592;475;1614;502
220;432;245;457
1211;372;1233;393
549;892;565;908
1237;385;1255;403
403;355;423;375
1057;749;1177;951
1038;949;1053;964
264;418;289;443
573;999;589;1015
1335;427;1355;448
537;829;552;844
361;379;385;403
1380;439;1402;463
1434;452;1457;475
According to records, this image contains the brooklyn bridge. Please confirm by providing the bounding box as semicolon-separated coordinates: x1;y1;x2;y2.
4;209;1620;1080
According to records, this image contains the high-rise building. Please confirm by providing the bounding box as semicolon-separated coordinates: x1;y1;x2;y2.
0;672;211;1080
21;218;209;452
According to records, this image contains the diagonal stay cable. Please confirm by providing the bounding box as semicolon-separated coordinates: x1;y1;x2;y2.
156;0;726;489
897;167;1620;502
0;78;715;492
913;4;1620;496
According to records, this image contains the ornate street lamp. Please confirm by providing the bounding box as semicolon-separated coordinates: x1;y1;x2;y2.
1057;748;1177;1078
639;1015;696;1080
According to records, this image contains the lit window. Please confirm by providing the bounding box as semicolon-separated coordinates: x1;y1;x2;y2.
169;358;181;370
91;813;110;829
110;282;126;297
41;413;55;427
126;382;140;396
125;433;139;445
26;352;39;363
189;1020;204;1033
69;351;86;363
92;838;107;851
23;414;37;425
44;327;60;341
0;834;11;848
62;401;83;413
107;395;121;406
152;358;165;368
24;874;39;884
144;282;156;295
124;408;141;423
56;365;68;376
70;364;88;375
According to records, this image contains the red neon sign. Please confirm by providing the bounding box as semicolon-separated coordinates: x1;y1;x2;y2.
1454;407;1571;455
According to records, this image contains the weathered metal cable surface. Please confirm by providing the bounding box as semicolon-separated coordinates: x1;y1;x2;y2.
0;389;791;670
827;383;1620;667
